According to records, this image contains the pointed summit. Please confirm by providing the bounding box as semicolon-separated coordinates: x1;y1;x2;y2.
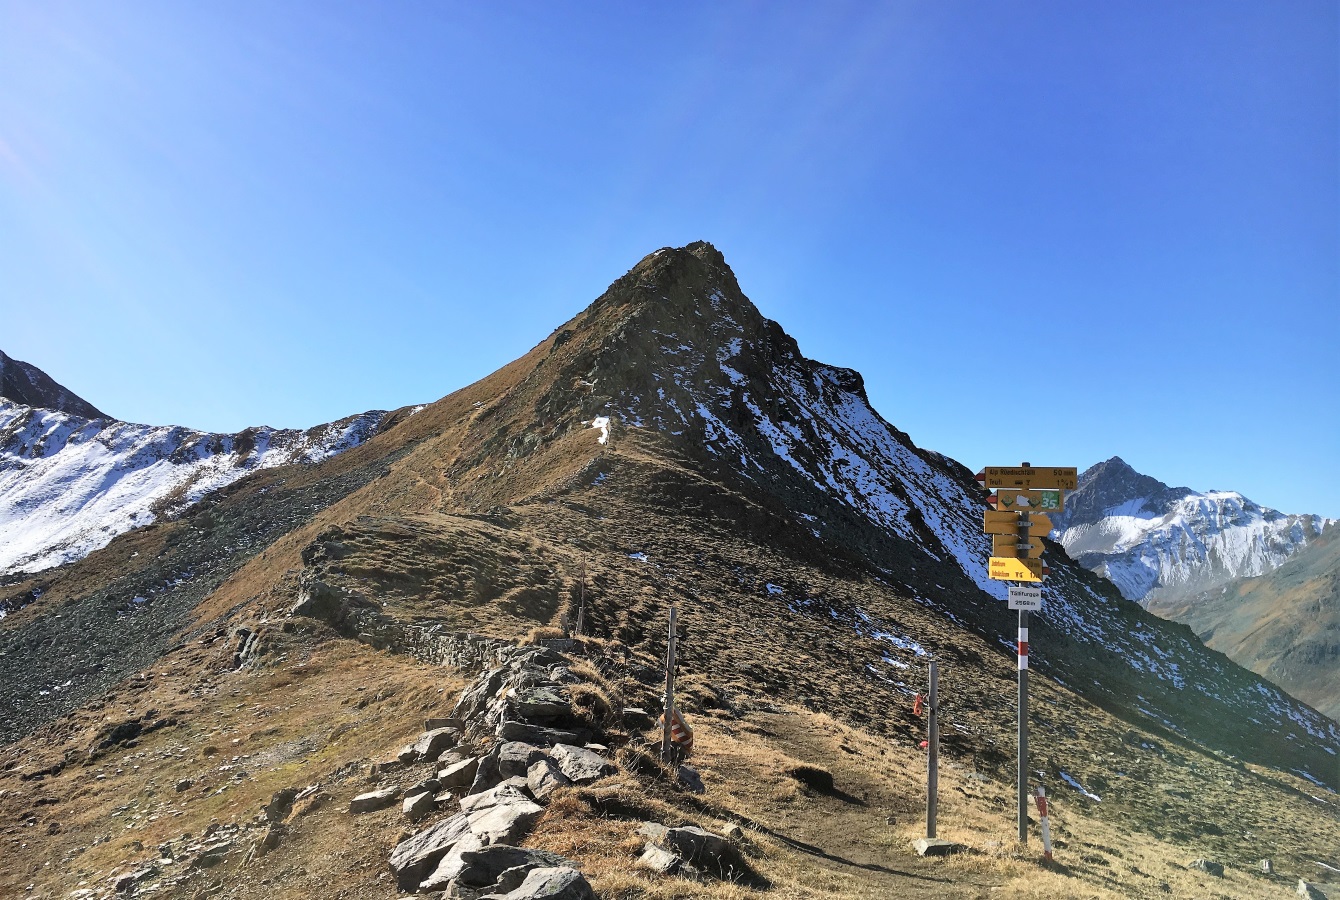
0;349;107;419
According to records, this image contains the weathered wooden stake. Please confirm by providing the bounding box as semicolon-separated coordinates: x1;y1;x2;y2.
927;659;939;838
575;557;587;636
662;603;678;763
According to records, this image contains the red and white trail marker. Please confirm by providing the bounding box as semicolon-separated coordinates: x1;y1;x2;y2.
1034;787;1053;862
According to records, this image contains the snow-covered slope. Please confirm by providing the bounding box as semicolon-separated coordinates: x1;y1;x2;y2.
1052;457;1334;606
0;398;386;576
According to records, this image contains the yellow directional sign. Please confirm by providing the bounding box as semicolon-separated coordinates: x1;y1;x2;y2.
991;489;1065;513
989;556;1045;582
993;534;1044;559
983;511;1053;534
979;467;1078;491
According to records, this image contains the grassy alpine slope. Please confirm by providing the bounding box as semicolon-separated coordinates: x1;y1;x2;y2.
1;243;1336;898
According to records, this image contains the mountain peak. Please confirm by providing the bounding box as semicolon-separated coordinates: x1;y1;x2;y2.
0;349;107;420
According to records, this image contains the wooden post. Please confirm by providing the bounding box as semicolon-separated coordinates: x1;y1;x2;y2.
575;557;587;637
927;660;939;838
662;603;678;763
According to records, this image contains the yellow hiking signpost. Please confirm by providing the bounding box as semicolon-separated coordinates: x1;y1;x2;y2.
979;466;1077;491
976;462;1074;851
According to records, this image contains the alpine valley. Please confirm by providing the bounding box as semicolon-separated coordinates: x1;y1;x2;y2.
1;244;1336;900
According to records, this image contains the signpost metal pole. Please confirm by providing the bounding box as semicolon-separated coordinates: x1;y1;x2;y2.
662;603;678;763
575;557;587;637
1018;509;1030;844
927;660;939;839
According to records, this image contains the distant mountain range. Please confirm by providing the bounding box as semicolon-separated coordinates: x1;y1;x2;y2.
0;354;386;577
1053;456;1333;606
1054;456;1338;720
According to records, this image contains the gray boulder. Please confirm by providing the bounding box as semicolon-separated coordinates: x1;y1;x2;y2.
495;866;595;900
638;843;684;875
388;812;473;891
515;687;571;719
550;744;613;785
432;845;574;890
460;778;533;813
403;790;436;822
413;727;461;761
913;837;964;857
527;758;572;801
498;742;546;778
438;756;480;789
662;825;728;863
1298;881;1328;899
349;787;399;814
1189;858;1224;877
497;721;583;747
677;764;705;794
468;800;544;845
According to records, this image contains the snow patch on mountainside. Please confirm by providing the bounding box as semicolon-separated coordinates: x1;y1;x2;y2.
0;399;384;575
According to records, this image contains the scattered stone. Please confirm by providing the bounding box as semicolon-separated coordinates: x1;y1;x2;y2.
913;838;964;857
262;787;298;823
549;666;577;683
192;841;234;868
433;844;574;890
723;823;744;842
677;764;705;794
413;727;462;761
389;812;473;891
527;758;572;801
497;721;583;747
498;742;546;778
463;750;501;792
622;707;653;730
349;787;399;814
371;758;406;776
403;790;436;822
550;744;613;784
467;800;544;845
1261;859;1273;875
174;779;193;793
1298;881;1328;899
460;778;533;814
438;757;480;789
113;867;156;893
515;688;571;719
408;777;442;797
426;717;464;731
1188;858;1224;877
496;866;596;900
638;843;684;875
661;825;728;863
397;743;421;764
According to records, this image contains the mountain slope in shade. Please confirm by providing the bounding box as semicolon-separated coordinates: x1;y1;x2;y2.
0;398;389;577
1053;456;1334;606
0;349;107;420
1150;525;1340;721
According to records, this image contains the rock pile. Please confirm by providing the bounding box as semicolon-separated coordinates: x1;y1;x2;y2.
379;644;610;898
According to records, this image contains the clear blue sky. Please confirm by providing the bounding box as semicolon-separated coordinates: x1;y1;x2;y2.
2;2;1337;516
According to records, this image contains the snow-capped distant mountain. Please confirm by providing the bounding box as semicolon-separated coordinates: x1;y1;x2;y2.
1053;457;1335;607
0;359;386;576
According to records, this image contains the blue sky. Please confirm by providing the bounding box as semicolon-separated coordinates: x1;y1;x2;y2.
2;2;1337;515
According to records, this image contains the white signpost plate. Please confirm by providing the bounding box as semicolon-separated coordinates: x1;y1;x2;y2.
1007;586;1043;610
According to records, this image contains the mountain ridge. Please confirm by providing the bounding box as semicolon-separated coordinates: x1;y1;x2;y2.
0;243;1336;898
0;349;107;420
